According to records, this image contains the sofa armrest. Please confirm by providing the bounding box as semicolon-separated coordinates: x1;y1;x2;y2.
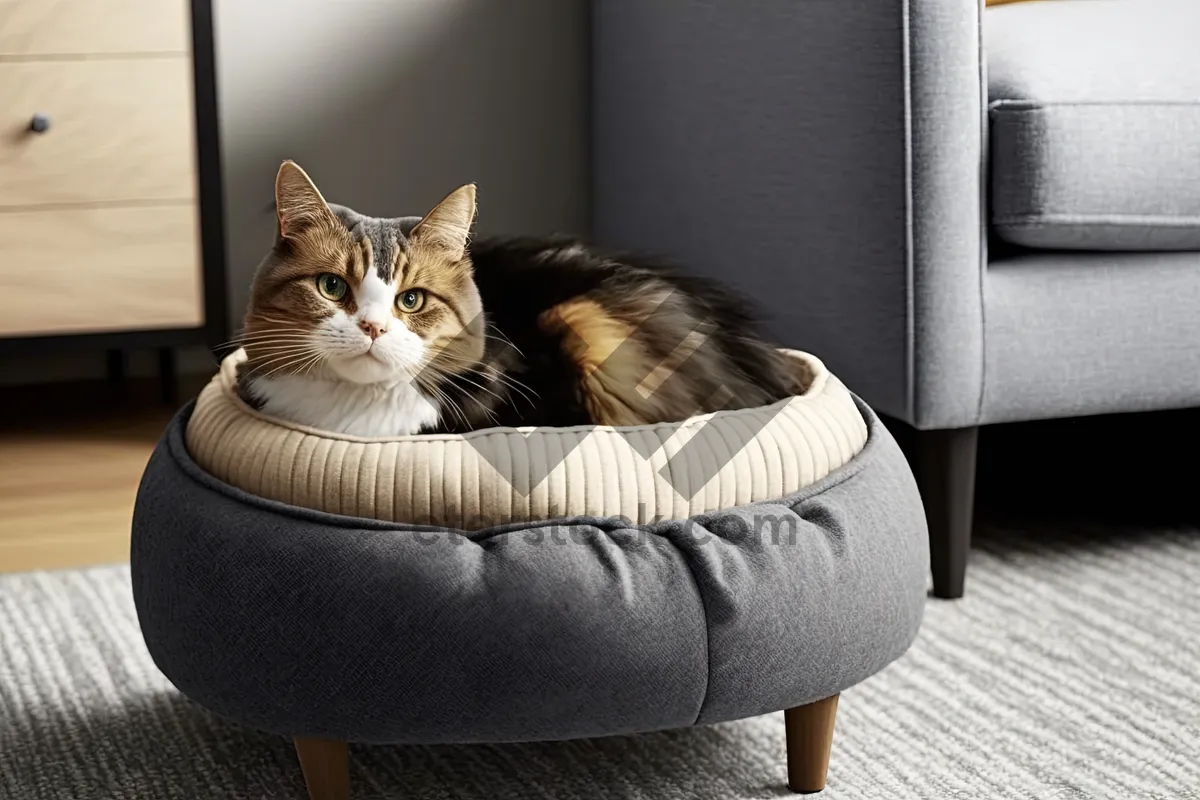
593;0;986;429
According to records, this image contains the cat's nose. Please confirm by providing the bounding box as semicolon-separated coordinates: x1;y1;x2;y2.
359;320;388;340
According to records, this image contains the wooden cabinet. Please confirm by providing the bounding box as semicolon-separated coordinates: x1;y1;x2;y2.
0;0;189;57
0;0;224;346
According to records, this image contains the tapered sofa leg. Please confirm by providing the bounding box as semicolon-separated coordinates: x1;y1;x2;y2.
914;426;979;599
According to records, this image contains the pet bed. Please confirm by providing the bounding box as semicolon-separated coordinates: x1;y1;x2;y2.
131;349;929;799
184;348;869;526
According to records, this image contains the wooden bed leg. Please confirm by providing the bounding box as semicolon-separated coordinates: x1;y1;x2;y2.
784;694;839;793
293;737;350;800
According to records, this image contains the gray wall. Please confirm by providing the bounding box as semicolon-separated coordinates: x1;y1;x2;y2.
215;0;591;327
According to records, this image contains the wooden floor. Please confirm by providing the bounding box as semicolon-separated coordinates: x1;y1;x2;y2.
0;374;210;574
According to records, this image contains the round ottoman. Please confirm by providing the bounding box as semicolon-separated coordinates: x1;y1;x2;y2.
131;350;929;798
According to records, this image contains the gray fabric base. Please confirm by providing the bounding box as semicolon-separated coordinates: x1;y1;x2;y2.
6;523;1200;799
130;398;927;744
988;0;1200;251
982;250;1200;424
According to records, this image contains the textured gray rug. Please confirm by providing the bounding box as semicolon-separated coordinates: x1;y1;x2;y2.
2;524;1198;799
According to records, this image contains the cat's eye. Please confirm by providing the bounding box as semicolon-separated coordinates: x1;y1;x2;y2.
316;274;348;301
396;289;425;312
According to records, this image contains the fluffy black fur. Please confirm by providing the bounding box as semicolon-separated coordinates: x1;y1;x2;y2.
430;236;799;432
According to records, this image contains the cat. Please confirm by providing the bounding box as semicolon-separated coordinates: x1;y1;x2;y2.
235;161;801;437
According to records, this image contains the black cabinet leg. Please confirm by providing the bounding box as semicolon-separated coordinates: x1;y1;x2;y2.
105;348;127;401
914;426;979;600
158;347;178;406
105;349;126;384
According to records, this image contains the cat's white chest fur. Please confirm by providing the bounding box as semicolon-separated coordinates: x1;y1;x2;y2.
247;375;440;437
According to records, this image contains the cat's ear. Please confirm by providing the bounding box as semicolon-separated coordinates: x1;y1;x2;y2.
411;184;477;260
275;160;335;239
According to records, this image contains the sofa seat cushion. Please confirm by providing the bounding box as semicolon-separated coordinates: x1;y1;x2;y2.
988;0;1200;251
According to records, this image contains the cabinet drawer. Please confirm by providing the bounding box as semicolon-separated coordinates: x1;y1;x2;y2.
0;0;188;57
0;59;196;208
0;206;203;337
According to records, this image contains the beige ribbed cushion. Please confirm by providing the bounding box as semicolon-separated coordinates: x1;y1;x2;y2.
185;349;868;528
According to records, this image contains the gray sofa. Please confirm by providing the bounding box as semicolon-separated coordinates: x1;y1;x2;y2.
592;0;1200;599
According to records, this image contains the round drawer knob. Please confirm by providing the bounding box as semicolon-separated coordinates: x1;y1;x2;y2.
29;114;51;133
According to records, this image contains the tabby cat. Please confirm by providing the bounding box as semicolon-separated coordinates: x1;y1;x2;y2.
236;161;799;436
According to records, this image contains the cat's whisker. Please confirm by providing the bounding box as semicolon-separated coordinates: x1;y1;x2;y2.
429;346;544;408
244;338;320;348
245;346;324;365
419;370;480;429
483;337;525;359
425;352;532;396
239;342;321;355
438;393;471;431
421;361;501;401
250;314;311;326
229;326;316;335
297;352;327;379
418;378;470;430
227;334;318;347
460;391;500;426
246;362;305;380
222;326;317;340
255;347;319;364
419;353;491;380
448;374;507;404
245;353;316;372
430;371;502;425
255;357;318;380
423;352;481;370
485;325;524;357
218;338;308;352
475;403;500;426
442;384;497;427
236;333;316;342
475;370;539;406
228;341;319;355
246;348;322;377
428;354;540;407
232;333;316;342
